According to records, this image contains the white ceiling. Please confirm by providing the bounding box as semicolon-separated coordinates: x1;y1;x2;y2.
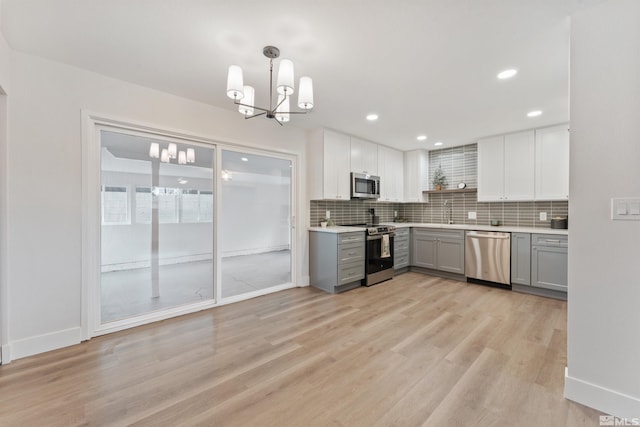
1;0;603;151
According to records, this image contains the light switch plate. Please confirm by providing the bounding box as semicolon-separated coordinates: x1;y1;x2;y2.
326;210;330;219
539;212;547;221
612;198;640;220
468;211;477;220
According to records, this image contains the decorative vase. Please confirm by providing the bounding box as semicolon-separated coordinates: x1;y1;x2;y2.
320;221;328;228
436;184;442;191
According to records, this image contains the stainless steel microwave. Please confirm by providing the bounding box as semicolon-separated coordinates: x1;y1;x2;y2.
351;172;380;199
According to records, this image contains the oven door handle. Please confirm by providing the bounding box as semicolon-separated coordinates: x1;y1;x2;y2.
367;233;395;241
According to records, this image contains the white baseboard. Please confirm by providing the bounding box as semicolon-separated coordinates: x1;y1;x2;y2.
9;327;82;361
1;343;11;364
221;245;290;258
101;253;213;272
565;367;640;419
299;275;310;287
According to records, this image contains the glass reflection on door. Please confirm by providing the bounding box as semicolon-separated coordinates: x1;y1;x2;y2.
220;150;292;299
100;130;214;323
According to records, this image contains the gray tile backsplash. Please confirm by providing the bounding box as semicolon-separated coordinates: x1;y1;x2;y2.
310;142;568;229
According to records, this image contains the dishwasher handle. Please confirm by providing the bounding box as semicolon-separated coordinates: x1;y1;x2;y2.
466;231;510;239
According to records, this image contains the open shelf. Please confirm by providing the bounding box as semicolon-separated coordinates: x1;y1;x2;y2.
423;188;478;195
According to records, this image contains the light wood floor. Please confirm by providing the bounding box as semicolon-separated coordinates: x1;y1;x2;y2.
0;273;603;426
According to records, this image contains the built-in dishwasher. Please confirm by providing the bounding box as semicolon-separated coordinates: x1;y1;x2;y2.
465;231;511;285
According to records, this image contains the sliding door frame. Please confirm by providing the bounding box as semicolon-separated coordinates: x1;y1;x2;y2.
82;112;220;339
216;145;297;304
81;111;300;340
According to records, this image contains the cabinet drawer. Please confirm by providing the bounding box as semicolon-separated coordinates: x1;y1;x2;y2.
339;232;365;244
394;252;409;269
394;238;410;251
413;228;464;240
338;243;365;264
338;262;364;284
532;234;568;247
394;228;410;238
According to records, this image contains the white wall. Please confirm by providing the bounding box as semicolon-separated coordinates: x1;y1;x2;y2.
101;170;214;268
566;0;640;418
5;49;308;360
0;0;12;362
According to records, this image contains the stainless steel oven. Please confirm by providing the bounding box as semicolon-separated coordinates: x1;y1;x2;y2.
365;225;395;286
351;172;380;199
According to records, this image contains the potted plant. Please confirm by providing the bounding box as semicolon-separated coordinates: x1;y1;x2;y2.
433;165;446;190
320;218;329;228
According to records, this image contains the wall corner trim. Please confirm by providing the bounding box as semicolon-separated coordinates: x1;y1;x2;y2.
9;327;82;360
565;367;640;420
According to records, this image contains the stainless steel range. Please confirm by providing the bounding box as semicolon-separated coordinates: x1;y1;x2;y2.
364;225;396;286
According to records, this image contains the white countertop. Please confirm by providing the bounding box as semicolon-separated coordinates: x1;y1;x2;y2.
308;222;568;235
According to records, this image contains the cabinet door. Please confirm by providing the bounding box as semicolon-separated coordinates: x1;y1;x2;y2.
324;130;351;200
350;137;378;175
389;148;404;202
504;131;535;201
535;125;569;201
531;245;567;292
377;145;391;201
477;136;505;201
437;237;465;274
511;233;531;285
403;150;428;202
411;231;437;268
378;146;404;202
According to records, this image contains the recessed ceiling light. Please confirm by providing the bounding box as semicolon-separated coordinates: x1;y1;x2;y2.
178;178;188;185
497;69;518;79
241;157;248;162
417;135;427;141
434;141;444;146
366;114;379;121
527;110;543;117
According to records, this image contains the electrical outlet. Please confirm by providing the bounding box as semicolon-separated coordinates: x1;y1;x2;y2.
468;211;477;220
539;212;547;221
326;210;330;219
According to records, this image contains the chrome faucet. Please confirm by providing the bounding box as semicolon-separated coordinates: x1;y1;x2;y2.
443;199;454;224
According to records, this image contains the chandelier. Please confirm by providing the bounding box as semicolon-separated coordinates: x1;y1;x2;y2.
226;46;314;125
148;142;195;165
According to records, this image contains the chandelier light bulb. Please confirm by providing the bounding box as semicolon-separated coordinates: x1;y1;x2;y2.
160;149;170;163
298;76;314;109
149;143;160;158
186;148;195;163
226;65;244;100
178;151;187;165
276;59;295;95
238;85;255;116
168;143;177;159
276;94;290;122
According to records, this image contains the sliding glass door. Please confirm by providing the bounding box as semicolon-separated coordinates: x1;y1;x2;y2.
219;149;294;300
99;130;214;324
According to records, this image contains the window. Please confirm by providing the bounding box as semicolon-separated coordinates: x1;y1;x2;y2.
135;187;152;223
180;189;199;223
156;187;179;223
102;186;129;224
199;190;213;222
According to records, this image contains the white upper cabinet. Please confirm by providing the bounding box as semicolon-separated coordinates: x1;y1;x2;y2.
378;145;404;202
477;135;505;201
478;131;535;202
308;128;351;200
504;131;535;201
535;125;570;201
350;137;378;175
403;149;428;203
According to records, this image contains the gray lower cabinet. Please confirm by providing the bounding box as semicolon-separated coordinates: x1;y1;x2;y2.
531;234;568;292
411;228;464;274
309;231;365;293
393;228;410;270
511;233;531;285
